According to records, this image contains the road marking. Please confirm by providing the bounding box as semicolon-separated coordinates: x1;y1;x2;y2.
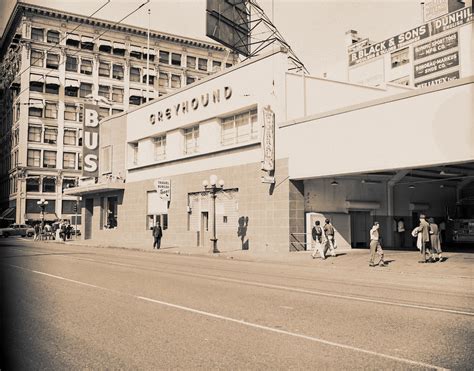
3;262;447;370
6;248;473;317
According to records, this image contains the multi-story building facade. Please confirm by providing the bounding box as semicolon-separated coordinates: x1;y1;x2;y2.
0;2;236;226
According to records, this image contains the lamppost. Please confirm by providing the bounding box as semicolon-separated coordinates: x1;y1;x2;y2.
37;198;48;227
202;174;224;254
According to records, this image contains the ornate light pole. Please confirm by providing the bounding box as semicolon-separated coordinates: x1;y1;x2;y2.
37;198;48;227
202;174;224;254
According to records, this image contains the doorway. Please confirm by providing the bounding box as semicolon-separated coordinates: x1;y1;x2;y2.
350;211;371;248
200;211;209;247
84;198;94;240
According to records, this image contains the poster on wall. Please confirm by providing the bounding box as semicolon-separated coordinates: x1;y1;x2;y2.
415;70;460;87
261;105;275;172
413;32;458;60
154;179;171;201
423;0;449;22
414;51;459;79
82;104;100;178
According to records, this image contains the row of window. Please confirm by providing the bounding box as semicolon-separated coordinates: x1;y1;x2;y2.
28;100;123;121
27;149;81;170
28;125;81;146
25;176;76;193
129;109;258;166
30;27;230;71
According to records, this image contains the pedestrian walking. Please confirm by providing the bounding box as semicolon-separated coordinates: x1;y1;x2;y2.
323;219;337;257
428;218;443;262
66;223;72;240
418;214;431;263
33;223;40;241
152;221;162;249
369;221;387;267
311;221;326;259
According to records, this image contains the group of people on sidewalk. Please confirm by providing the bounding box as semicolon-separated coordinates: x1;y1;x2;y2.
33;220;73;242
310;214;444;267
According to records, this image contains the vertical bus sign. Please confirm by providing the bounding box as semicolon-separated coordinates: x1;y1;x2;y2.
261;105;275;172
82;104;100;177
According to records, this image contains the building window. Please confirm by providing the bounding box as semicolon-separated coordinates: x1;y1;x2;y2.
30;80;44;92
184;126;199;154
46;30;60;44
64;129;77;145
186;76;196;85
159;51;169;64
43;151;57;168
62;200;78;214
104;196;118;229
130;143;138;165
80;59;93;75
98;107;110;120
27;149;41;167
46;53;59;69
66;34;80;48
113;44;125;56
187;56;196;69
142;73;155;85
28;126;42;142
44;102;58;119
171;53;181;66
64;104;78;121
99;60;110;77
98;85;110;100
62;178;76;191
112;64;124;80
391;48;409;68
29;102;43;117
221;108;258;146
26;177;40;192
130;67;141;82
153;136;166;160
63;152;76;169
171;74;181;88
43;127;57;144
80;83;92;98
212;60;222;71
31;50;44;67
130;46;142;59
31;28;44;41
65;85;79;97
66;56;78;72
42;177;56;193
99;40;112;53
159;72;169;88
81;37;94;50
45;81;59;95
198;58;208;71
111;87;124;103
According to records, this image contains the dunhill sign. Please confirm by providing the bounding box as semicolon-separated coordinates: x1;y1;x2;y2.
150;86;232;124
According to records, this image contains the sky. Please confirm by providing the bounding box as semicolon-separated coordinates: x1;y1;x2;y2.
6;0;472;78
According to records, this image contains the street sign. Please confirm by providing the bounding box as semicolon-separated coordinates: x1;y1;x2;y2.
154;179;171;200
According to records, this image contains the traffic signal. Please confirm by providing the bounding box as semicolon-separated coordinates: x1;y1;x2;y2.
72;202;78;213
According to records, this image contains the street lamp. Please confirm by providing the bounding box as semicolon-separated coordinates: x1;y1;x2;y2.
202;174;224;253
37;198;48;226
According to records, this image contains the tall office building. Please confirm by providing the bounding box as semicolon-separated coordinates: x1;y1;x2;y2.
0;2;235;226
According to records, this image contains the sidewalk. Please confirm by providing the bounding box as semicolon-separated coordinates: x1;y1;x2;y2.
59;238;473;280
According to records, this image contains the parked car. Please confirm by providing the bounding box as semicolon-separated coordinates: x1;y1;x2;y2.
0;224;35;238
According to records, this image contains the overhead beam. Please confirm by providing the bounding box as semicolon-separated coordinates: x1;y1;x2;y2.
388;169;409;186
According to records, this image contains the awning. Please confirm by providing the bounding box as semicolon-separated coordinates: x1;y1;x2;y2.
45;76;60;86
65;79;80;88
29;99;43;109
144;48;156;56
345;200;380;210
99;39;112;48
63;182;125;196
0;207;15;220
130;45;142;54
113;42;126;50
81;36;94;44
129;88;142;97
66;33;80;42
30;73;44;82
144;69;156;77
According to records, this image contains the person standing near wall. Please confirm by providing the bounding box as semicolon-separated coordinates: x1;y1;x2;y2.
369;221;387;267
311;220;326;259
152;221;163;249
397;218;406;248
419;214;431;263
428;218;443;262
323;219;337;257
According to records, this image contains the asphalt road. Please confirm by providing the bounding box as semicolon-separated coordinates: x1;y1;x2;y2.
1;238;473;370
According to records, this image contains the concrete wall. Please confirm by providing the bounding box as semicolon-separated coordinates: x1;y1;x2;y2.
84;158;292;253
100;114;127;177
281;78;474;179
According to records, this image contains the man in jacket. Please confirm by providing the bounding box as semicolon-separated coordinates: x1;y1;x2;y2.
323;219;337;257
419;214;431;263
311;220;326;259
152;221;163;249
369;221;387;267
